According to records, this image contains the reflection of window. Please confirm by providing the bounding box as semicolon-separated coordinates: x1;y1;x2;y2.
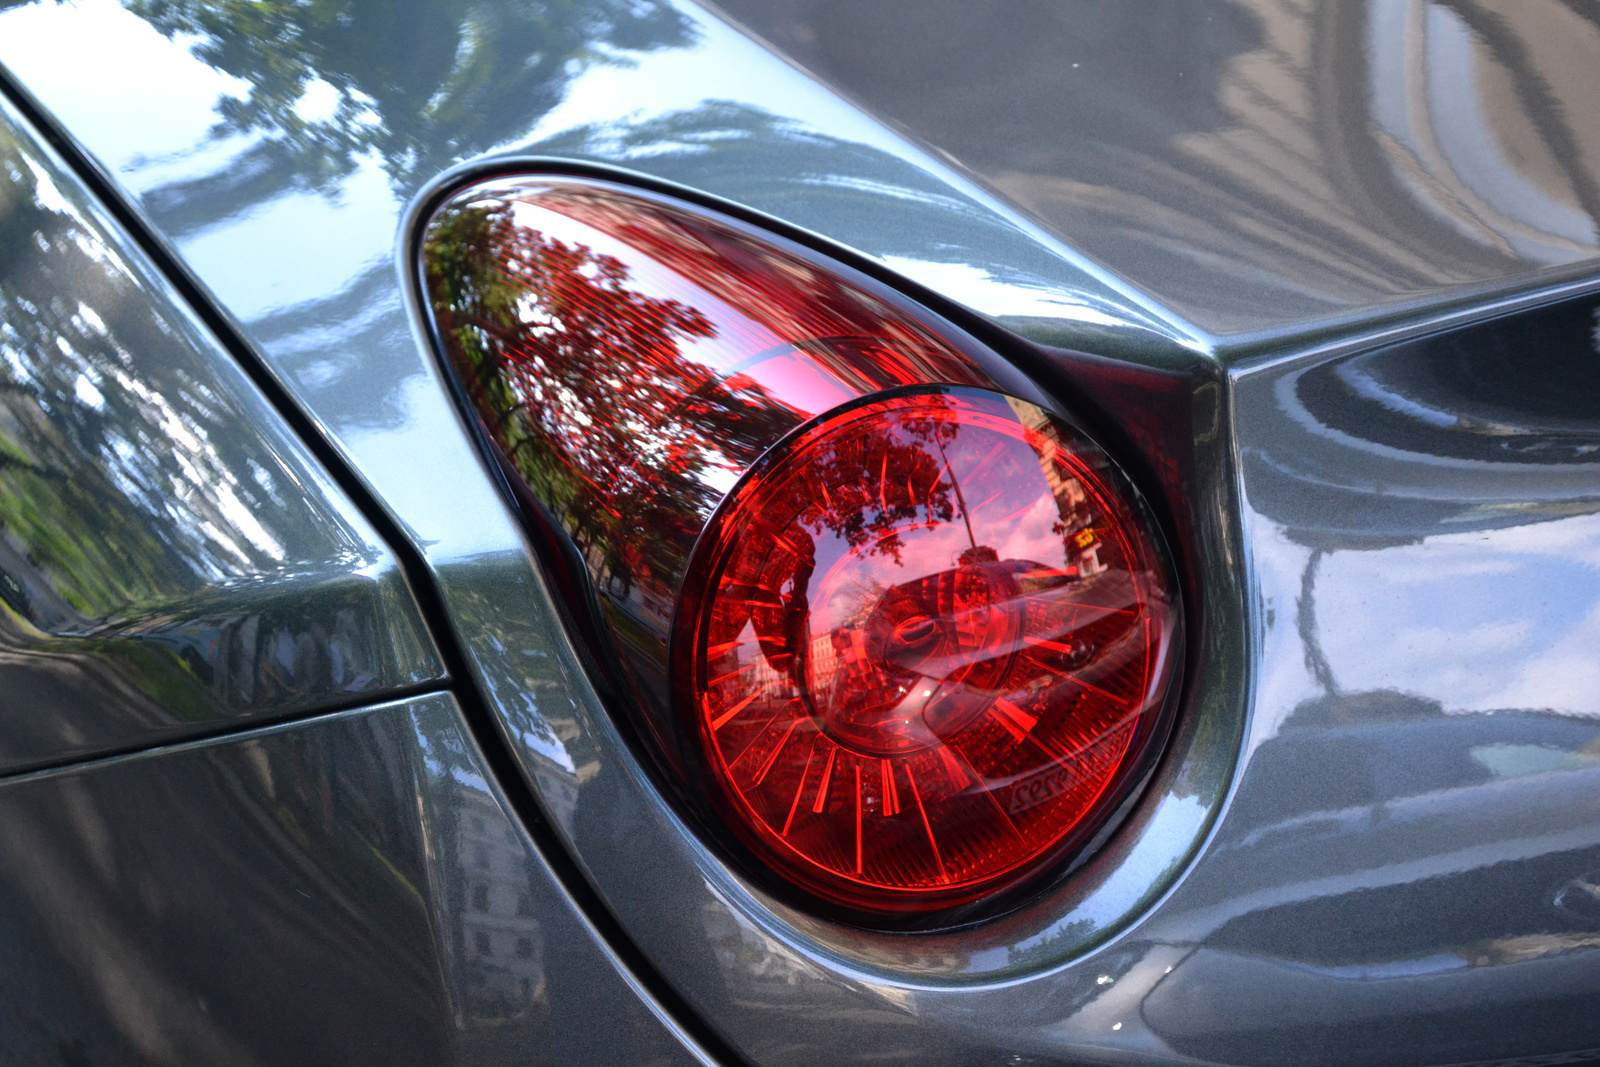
474;845;489;869
472;884;489;912
475;931;492;956
516;891;534;917
515;937;534;959
472;817;485;832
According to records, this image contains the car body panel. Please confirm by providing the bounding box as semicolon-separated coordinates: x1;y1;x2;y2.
0;93;442;773
713;0;1600;343
2;0;1599;1063
0;690;709;1066
1165;286;1600;1063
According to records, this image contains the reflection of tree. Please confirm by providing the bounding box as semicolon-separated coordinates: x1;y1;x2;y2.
59;0;696;198
0;123;317;619
788;400;961;566
714;400;964;681
0;121;421;727
424;196;795;602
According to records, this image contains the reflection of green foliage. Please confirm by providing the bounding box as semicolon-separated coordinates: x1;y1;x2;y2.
425;195;796;604
423;193;714;567
0;121;429;725
0;128;193;619
122;0;695;191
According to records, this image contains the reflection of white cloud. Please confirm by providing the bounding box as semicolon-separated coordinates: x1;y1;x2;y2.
0;1;402;322
293;77;342;125
1327;618;1533;704
1472;601;1600;716
1315;512;1600;717
342;374;524;559
991;490;1060;564
1137;793;1208;879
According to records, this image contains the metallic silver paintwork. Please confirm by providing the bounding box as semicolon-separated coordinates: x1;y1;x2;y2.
715;0;1600;342
0;94;441;772
0;691;708;1066
4;0;1600;1063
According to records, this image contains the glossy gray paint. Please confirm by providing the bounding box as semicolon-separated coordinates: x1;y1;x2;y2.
0;691;708;1066
0;94;441;773
1173;286;1600;1064
714;0;1600;342
2;0;1598;1064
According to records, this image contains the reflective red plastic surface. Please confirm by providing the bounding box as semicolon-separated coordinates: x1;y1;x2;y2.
679;390;1178;914
424;178;987;728
425;178;1178;921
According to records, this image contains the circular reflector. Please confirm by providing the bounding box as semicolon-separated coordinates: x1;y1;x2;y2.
676;388;1179;917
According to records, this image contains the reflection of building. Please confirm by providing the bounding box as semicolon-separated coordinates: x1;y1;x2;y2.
807;629;840;693
458;788;545;1018
1007;399;1102;576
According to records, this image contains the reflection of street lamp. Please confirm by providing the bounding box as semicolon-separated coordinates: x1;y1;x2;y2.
933;433;979;553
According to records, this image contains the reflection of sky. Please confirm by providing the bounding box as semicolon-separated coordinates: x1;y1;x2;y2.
180;151;400;320
0;0;248;177
517;14;905;164
340;374;519;559
0;0;399;320
810;521;975;631
0;1;891;328
1249;511;1600;747
1318;513;1600;715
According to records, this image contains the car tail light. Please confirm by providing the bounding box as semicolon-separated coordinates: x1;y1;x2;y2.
421;176;1180;923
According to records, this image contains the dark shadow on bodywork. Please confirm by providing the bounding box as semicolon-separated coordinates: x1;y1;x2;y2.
0;694;703;1066
1143;699;1600;1066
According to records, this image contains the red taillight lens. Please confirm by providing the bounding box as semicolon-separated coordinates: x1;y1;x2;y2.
679;389;1175;913
421;176;1180;924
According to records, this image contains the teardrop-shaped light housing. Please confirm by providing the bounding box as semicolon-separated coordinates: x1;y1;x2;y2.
420;175;1181;925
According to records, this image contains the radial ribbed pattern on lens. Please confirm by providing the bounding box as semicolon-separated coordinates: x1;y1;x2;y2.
681;389;1176;912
